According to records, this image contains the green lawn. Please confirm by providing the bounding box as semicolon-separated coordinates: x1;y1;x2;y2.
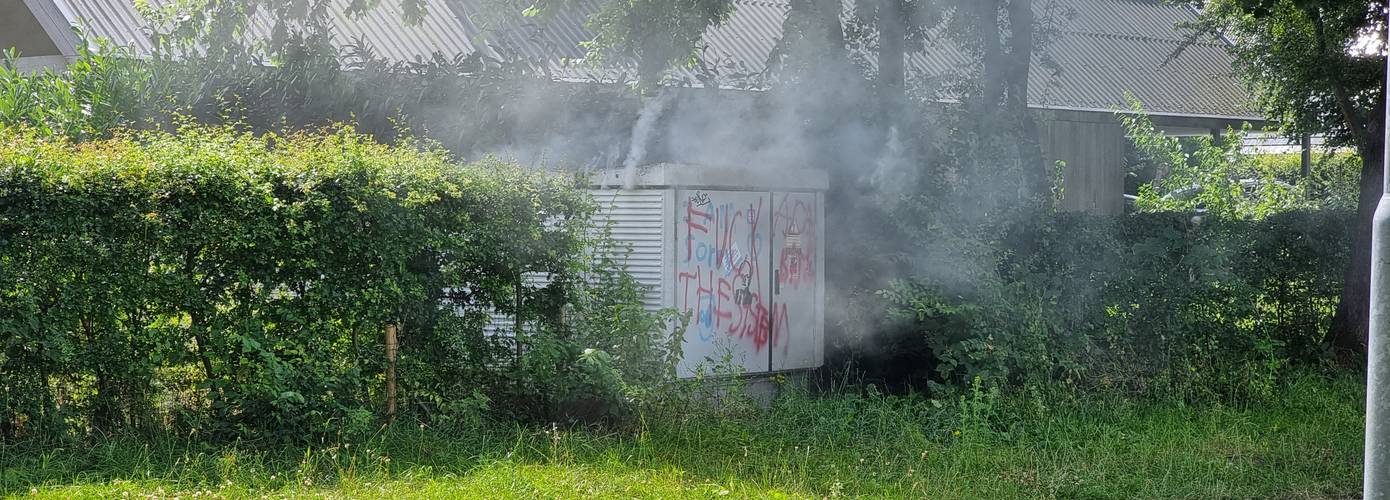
1;374;1364;499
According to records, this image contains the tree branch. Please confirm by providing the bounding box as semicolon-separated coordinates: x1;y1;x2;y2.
1310;7;1368;151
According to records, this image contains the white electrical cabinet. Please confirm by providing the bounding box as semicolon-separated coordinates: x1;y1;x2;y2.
590;164;827;377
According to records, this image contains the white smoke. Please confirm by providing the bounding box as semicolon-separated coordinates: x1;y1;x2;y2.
870;125;913;195
622;89;673;189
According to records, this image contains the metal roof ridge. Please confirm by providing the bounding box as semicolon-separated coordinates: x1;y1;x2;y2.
1056;29;1227;48
730;0;789;7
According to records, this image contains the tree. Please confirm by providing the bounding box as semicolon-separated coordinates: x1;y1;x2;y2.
1188;0;1386;359
945;0;1048;198
524;0;737;91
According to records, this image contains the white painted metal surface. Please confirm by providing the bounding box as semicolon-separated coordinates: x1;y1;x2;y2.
770;191;823;371
480;272;550;339
675;189;772;376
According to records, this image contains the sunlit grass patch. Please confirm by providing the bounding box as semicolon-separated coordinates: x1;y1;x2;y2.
4;373;1365;499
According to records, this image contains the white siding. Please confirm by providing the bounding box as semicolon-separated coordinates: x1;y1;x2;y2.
590;189;668;311
478;272;551;339
482;189;669;338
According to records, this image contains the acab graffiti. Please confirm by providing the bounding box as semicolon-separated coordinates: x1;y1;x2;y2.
770;193;818;361
774;195;817;290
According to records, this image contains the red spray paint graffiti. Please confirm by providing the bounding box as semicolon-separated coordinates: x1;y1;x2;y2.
678;191;817;372
774;197;817;290
678;191;770;354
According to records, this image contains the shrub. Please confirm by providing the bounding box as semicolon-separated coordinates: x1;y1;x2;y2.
0;39;153;141
1119;97;1361;217
0;124;672;443
870;210;1349;402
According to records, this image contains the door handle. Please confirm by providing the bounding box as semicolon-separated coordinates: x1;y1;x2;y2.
774;269;780;295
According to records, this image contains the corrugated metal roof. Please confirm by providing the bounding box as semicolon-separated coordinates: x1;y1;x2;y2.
449;0;589;61
56;0;475;62
43;0;1255;118
1034;29;1252;117
59;0;153;54
847;0;1255;118
446;0;610;81
326;0;475;62
1029;0;1255;118
699;0;786;76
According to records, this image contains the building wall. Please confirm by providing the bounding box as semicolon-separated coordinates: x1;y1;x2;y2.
0;0;62;58
1039;110;1129;215
1037;109;1267;215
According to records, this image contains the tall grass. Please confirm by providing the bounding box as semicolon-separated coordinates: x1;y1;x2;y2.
1;371;1364;498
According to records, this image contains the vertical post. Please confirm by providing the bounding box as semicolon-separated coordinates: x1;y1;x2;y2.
384;324;398;422
1300;134;1313;177
515;274;524;360
1366;17;1390;496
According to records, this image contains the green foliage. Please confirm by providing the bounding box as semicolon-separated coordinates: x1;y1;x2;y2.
878;276;1089;393
0;124;674;443
137;0;356;70
1186;0;1383;356
873;210;1350;402
527;0;736;87
556;244;685;412
1187;0;1383;150
1295;150;1362;211
1119;99;1359;218
0;9;643;172
0;39;152;141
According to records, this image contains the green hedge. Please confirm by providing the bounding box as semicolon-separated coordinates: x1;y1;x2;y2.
0;124;657;442
875;210;1351;401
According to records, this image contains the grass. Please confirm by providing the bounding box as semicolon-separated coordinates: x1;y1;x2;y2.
0;373;1364;499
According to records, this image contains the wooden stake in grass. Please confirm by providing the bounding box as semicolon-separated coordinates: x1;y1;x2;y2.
385;323;398;422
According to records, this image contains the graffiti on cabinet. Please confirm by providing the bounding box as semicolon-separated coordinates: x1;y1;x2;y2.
774;196;817;290
676;191;776;352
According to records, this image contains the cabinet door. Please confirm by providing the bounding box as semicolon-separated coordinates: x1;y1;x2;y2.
675;189;771;376
771;192;822;371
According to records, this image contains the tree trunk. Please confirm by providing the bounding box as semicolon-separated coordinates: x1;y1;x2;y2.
1332;128;1385;363
189;311;217;390
813;0;847;53
877;0;907;120
975;0;1005;116
82;318;118;434
1003;0;1046;200
1003;0;1031;107
779;0;858;173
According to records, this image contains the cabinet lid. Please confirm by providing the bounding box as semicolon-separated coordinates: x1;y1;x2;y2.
590;163;828;192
